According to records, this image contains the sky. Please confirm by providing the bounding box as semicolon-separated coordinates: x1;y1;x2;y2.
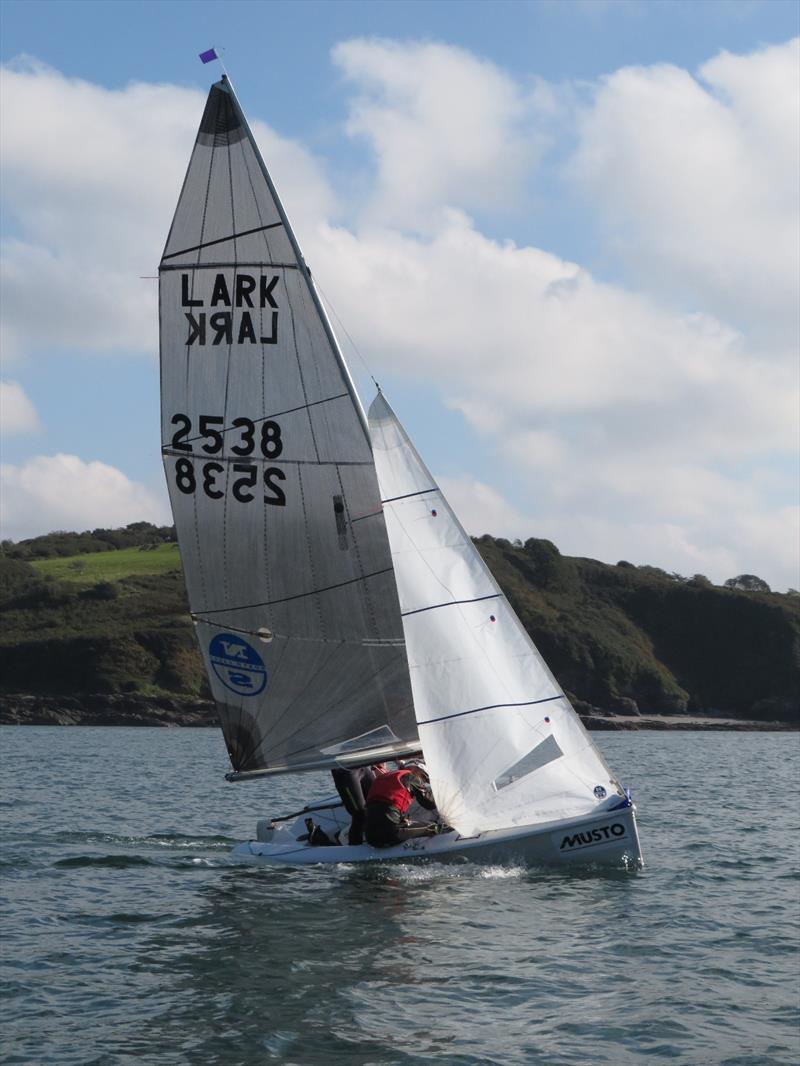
1;0;798;590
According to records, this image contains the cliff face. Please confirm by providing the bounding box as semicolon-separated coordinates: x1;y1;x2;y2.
0;533;797;725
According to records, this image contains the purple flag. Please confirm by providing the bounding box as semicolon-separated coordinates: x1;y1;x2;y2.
199;48;218;64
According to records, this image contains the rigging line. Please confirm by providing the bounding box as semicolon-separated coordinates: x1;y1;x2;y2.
198;566;395;615
160;222;283;260
382;487;438;504
402;593;501;618
418;695;564;728
350;509;383;524
313;278;379;389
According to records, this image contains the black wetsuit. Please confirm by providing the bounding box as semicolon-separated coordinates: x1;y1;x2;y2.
331;766;377;845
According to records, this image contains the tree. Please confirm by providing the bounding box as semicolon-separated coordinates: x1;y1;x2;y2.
724;574;771;593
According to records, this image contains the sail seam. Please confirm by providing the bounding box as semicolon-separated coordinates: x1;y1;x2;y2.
382;487;438;504
160;262;300;271
335;465;379;640
402;593;500;617
192;616;405;646
240;129;277;630
161;450;373;467
292;282;322;464
418;695;564;727
161;222;284;260
239;134;276;265
198;566;395;614
187;122;218;616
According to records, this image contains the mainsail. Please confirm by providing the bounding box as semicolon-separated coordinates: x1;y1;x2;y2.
369;393;621;836
160;77;417;775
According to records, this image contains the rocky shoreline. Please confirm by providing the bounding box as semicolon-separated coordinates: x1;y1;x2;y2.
0;693;796;731
0;693;215;728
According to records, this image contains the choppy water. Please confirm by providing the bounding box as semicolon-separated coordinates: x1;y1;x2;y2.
1;727;798;1065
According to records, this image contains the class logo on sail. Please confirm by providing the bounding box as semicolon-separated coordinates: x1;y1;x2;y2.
209;633;267;697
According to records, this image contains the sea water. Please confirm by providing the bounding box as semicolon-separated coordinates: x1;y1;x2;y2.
0;727;798;1066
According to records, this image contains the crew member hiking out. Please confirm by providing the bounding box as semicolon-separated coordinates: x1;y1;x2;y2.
364;765;439;847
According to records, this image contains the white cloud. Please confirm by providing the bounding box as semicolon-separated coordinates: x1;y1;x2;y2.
312;212;796;461
440;474;799;592
0;380;41;434
332;39;544;229
0;454;171;541
0;60;336;362
438;475;533;538
569;38;800;345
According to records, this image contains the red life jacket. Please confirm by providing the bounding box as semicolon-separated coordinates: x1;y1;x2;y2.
366;769;416;814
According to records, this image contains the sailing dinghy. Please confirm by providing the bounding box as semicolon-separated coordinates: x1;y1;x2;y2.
159;76;643;869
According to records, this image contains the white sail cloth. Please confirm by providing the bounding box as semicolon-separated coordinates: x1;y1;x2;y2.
160;79;417;774
369;393;620;836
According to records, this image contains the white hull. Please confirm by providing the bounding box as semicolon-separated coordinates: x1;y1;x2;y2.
231;799;643;869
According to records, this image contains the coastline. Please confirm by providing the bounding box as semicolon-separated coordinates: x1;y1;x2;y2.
0;693;796;731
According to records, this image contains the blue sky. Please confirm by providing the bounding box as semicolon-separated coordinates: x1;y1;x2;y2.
1;0;798;589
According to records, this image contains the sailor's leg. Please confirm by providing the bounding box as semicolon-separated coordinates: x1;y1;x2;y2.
348;810;365;845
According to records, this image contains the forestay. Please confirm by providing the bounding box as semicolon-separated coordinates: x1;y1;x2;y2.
160;77;417;775
369;393;621;836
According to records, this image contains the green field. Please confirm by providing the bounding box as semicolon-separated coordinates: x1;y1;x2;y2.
31;543;183;585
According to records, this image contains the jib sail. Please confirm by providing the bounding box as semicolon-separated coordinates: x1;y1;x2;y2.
369;392;622;835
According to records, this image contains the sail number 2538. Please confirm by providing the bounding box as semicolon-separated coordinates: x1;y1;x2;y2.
169;412;286;506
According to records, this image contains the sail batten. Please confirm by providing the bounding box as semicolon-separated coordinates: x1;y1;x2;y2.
160;78;417;774
417;694;565;728
161;222;285;261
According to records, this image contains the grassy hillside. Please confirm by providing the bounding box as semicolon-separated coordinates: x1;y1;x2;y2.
1;528;797;722
31;543;181;587
0;552;205;699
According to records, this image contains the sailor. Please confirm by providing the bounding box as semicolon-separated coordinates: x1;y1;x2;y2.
331;763;387;845
364;764;439;847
